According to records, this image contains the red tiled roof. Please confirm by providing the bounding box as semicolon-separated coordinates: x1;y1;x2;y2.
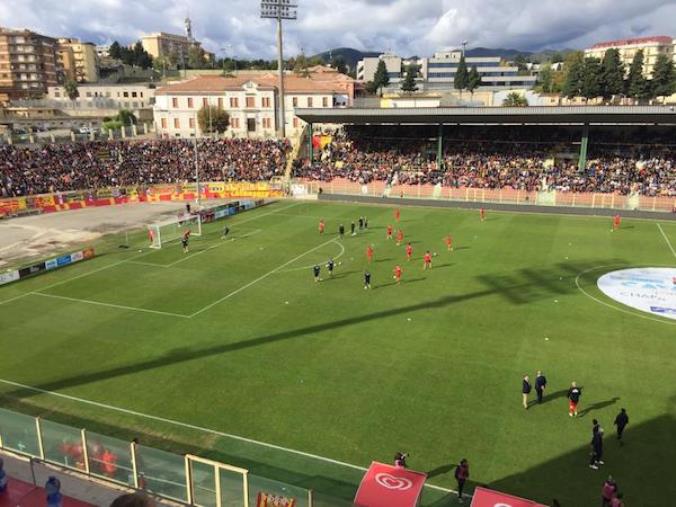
156;74;350;95
590;36;673;49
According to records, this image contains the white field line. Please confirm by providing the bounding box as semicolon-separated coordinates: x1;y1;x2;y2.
0;292;33;306
656;223;676;259
277;240;346;273
163;229;263;268
190;238;341;318
31;292;191;319
0;377;461;497
228;202;302;227
575;265;676;326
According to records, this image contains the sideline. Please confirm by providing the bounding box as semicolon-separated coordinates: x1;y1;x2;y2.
656;223;676;259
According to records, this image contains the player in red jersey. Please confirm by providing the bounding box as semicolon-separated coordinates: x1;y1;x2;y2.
405;242;413;261
318;219;325;234
393;265;402;284
445;234;453;252
480;208;486;222
366;245;374;263
612;214;621;231
148;228;154;246
423;250;433;270
394;208;401;222
396;229;404;246
386;224;393;240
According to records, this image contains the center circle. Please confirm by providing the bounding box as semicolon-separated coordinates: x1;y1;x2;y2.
597;267;676;320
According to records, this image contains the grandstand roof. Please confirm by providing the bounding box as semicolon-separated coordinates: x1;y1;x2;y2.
295;106;676;125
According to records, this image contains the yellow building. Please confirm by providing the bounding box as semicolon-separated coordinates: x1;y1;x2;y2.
140;32;196;61
584;36;673;78
58;38;99;83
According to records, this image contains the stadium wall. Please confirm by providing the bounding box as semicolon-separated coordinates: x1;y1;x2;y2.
301;178;676;216
0;182;285;218
0;247;95;287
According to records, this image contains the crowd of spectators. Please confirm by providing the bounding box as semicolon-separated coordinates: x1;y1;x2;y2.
0;138;290;197
295;129;676;197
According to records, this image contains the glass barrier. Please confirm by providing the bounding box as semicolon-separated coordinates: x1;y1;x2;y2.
190;459;218;507
219;467;247;507
40;418;86;471
136;444;187;503
249;474;310;507
0;407;40;457
86;430;134;486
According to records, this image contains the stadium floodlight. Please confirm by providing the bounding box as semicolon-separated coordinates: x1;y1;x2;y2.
261;0;298;138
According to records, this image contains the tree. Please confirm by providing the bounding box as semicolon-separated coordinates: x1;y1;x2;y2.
293;53;310;77
600;48;625;101
117;109;136;126
331;56;348;75
502;92;528;107
537;62;554;93
197;105;230;135
109;41;122;60
626;50;650;102
63;79;79;101
400;64;419;94
454;54;469;94
373;60;390;96
513;54;528;72
580;57;602;101
562;52;585;99
188;45;206;69
365;81;378;95
652;53;675;101
467;65;482;97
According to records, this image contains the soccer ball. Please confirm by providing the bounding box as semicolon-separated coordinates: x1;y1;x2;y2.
433;252;437;257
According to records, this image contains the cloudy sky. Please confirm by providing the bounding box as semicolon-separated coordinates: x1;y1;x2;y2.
1;0;675;58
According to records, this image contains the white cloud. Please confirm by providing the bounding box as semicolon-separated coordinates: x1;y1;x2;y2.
1;0;673;57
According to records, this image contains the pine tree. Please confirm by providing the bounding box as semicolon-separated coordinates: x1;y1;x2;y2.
467;66;482;97
454;54;469;93
537;62;553;93
108;41;122;60
600;48;624;101
373;60;390;96
63;80;79;101
400;65;419;94
562;57;584;99
652;53;675;101
627;50;650;102
502;92;528;107
581;57;602;101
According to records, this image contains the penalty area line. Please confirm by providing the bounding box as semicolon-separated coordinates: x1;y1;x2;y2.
31;292;191;319
0;377;462;497
656;223;676;259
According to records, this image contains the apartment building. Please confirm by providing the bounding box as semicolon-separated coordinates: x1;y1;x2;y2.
358;50;536;90
47;83;155;109
584;36;674;78
0;27;62;102
153;72;352;139
58;38;99;83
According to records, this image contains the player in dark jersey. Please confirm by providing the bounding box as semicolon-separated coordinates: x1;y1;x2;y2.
364;270;372;289
313;264;321;282
181;230;190;253
358;217;364;230
339;224;345;238
364;217;369;229
222;225;230;239
350;221;356;236
567;381;582;417
327;258;335;277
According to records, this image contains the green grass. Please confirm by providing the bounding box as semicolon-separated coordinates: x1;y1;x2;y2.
0;200;675;506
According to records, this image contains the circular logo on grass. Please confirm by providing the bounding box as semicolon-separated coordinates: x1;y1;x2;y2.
597;267;676;320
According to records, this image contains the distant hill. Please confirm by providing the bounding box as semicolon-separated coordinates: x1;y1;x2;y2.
311;48;381;71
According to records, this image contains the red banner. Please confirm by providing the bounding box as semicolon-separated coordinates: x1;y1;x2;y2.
354;462;426;507
471;487;548;507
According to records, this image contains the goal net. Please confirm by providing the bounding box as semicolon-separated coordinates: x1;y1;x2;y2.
148;213;202;249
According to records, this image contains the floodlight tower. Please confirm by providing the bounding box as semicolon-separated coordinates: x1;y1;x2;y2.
261;0;298;139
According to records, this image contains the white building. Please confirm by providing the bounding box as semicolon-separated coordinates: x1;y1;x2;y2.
47;83;156;109
358;50;536;90
153;74;351;139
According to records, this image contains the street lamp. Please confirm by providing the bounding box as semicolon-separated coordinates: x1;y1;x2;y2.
261;0;298;139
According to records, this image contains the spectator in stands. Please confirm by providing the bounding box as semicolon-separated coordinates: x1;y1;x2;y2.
45;476;62;507
0;457;7;493
101;447;119;478
394;452;408;467
110;492;155;507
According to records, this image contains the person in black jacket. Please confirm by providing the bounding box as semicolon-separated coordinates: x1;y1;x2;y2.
522;375;532;409
535;370;547;404
590;428;604;469
614;408;629;444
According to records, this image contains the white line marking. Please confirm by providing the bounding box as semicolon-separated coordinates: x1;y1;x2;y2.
37;258;131;292
0;292;33;306
575;265;676;325
0;377;461;497
190;238;341;318
656;223;676;259
31;292;191;319
277;240;346;273
228;202;302;227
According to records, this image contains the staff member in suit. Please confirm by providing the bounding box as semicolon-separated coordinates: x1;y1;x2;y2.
535;370;547;404
522;375;532;409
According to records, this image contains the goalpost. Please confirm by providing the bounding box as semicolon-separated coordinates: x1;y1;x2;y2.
148;213;202;249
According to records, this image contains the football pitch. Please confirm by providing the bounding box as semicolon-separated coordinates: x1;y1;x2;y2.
1;200;675;506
